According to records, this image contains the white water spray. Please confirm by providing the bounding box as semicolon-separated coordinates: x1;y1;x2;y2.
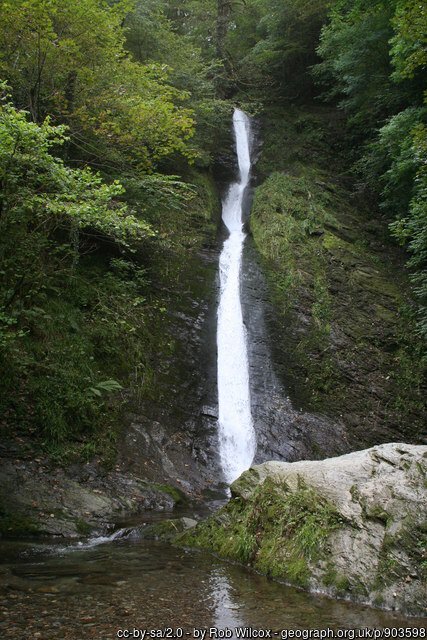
217;108;256;484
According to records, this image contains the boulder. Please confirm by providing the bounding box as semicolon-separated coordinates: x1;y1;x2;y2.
0;458;183;538
178;443;427;616
131;517;198;542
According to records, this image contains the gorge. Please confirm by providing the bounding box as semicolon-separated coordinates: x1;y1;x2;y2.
1;108;426;634
0;0;426;634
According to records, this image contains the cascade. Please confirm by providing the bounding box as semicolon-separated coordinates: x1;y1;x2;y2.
217;108;256;484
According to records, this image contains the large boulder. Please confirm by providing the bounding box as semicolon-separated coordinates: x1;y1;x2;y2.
178;443;427;616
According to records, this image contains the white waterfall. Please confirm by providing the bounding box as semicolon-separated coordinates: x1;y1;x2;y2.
217;108;256;484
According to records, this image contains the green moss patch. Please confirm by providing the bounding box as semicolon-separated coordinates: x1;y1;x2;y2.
178;477;343;588
75;519;93;536
151;483;188;506
0;504;41;537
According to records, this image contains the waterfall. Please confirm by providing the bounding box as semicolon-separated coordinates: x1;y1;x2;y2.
217;108;256;484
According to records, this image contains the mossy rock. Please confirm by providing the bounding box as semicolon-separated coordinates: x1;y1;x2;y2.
250;106;426;443
138;517;197;542
75;519;93;536
178;476;343;588
150;483;188;506
0;504;41;538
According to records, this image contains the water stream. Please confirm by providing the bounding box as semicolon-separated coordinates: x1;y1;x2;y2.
217;108;256;483
0;536;423;639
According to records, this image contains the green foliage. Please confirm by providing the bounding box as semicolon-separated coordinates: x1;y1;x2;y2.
223;0;329;98
390;123;427;337
390;0;427;81
0;0;131;122
0;95;150;451
0;0;199;173
357;108;425;217
0;90;220;457
74;59;196;172
315;0;427;338
0;91;153;248
0;0;224;465
0;93;152;359
124;1;232;167
315;2;399;131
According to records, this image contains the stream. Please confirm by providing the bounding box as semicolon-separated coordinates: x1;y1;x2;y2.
0;533;423;639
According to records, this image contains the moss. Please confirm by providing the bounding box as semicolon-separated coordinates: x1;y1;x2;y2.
375;553;400;588
322;232;360;261
394;524;427;579
0;504;41;537
138;518;194;542
323;562;367;596
373;594;385;607
365;505;392;525
374;522;427;590
323;563;338;587
151;483;188;506
179;497;256;564
178;477;343;588
335;575;352;593
75;519;93;536
250;105;426;442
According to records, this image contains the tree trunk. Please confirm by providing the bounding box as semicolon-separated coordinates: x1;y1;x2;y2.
216;0;231;59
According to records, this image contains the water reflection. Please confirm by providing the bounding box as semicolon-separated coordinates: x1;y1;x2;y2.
210;567;245;631
0;537;424;639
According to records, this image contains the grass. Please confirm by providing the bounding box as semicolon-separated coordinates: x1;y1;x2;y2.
178;477;343;588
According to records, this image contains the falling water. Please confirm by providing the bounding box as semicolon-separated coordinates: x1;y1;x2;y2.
217;108;256;484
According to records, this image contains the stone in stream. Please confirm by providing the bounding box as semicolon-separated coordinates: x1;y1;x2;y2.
132;517;198;542
177;443;427;617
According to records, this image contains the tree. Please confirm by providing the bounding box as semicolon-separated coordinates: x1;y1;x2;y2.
0;0;131;122
390;0;427;82
221;0;329;98
315;0;427;337
0;88;152;320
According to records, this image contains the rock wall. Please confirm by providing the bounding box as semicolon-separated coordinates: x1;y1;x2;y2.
242;237;352;463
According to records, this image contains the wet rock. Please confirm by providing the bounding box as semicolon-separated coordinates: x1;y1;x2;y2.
242;238;352;463
0;458;182;537
116;247;224;497
132;517;197;542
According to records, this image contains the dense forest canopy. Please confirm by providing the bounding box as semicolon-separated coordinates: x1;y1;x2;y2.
0;0;425;453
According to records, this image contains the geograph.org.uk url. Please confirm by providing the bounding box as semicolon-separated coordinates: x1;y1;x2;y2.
116;628;426;640
280;630;426;640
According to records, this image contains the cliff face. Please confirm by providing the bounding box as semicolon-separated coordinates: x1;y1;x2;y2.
178;443;427;617
250;106;426;449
